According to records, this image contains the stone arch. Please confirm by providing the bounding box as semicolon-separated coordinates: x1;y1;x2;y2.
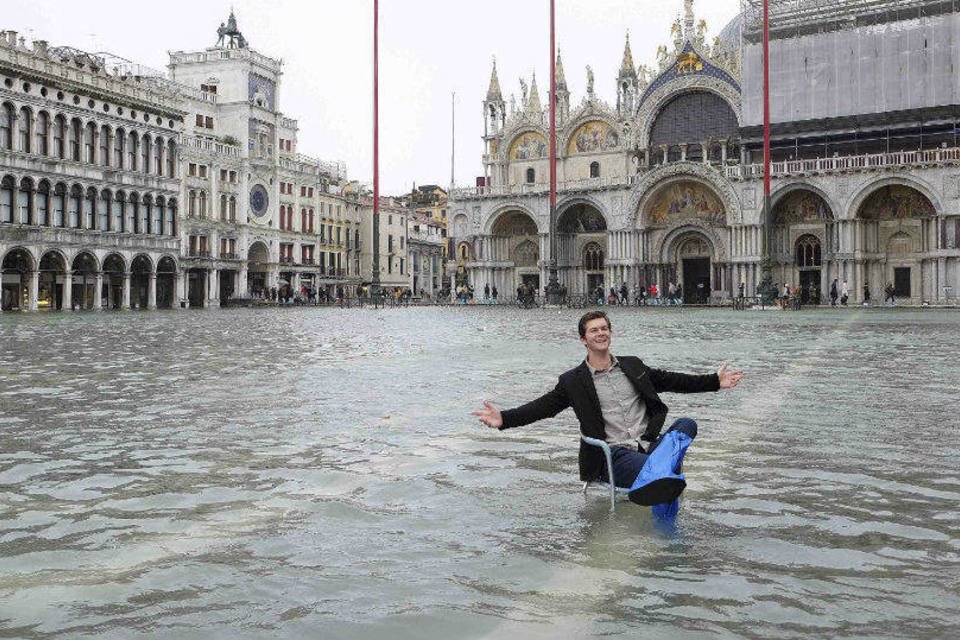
794;234;822;268
663;227;720;303
71;250;100;273
505;127;549;161
639;176;728;228
630;161;739;227
851;179;938;220
451;212;470;239
636;78;742;152
129;254;153;309
38;249;68;310
556;201;608;233
564;118;622;156
101;253;126;310
769;183;838;224
485;203;541;235
1;246;35;310
2;246;37;273
655;219;727;264
156;255;178;309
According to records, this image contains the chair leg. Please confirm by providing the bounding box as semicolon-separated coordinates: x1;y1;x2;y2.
582;481;589;495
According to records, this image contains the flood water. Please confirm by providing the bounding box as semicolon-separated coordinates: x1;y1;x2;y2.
1;306;959;639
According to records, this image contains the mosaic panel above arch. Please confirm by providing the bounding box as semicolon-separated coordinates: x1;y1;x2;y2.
772;190;833;224
509;132;548;160
646;181;725;226
567;120;619;154
558;205;607;233
858;185;935;220
512;240;539;267
492;211;538;237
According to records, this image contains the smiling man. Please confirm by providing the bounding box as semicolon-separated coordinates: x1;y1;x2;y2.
471;310;743;500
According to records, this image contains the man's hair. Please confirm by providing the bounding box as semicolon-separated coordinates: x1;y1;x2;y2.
578;310;611;338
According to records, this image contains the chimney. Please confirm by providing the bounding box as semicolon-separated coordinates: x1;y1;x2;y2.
33;40;48;56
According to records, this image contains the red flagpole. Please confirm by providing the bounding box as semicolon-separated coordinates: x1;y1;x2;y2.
549;0;556;212
372;0;381;291
762;0;771;202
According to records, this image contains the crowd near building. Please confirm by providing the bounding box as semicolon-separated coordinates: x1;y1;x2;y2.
0;11;447;311
449;0;960;305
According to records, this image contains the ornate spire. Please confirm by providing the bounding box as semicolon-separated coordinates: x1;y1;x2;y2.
555;50;567;90
486;57;502;102
683;0;695;43
526;71;542;113
621;31;636;75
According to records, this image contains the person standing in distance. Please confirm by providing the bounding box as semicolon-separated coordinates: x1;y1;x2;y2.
471;311;744;493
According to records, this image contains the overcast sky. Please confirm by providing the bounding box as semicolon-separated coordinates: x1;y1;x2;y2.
7;0;742;195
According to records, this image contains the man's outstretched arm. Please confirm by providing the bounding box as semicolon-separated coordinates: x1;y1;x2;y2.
649;362;744;394
471;381;570;430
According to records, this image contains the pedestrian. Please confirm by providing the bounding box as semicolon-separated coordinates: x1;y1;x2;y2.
492;285;498;302
841;280;849;306
863;283;870;306
737;280;745;310
608;287;618;306
619;283;629;306
470;311;744;501
884;282;896;306
484;283;491;302
830;279;838;307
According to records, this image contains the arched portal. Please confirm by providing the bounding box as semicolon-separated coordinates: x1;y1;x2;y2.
38;250;67;310
130;254;152;310
1;247;35;310
491;210;539;295
247;241;270;297
856;184;935;302
157;256;177;309
102;253;125;309
71;251;99;309
670;232;715;303
771;188;833;302
556;203;607;295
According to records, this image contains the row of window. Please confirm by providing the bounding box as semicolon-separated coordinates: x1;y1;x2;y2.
2;77;176;128
0;177;176;236
0;103;177;178
279;138;294;153
278;243;348;274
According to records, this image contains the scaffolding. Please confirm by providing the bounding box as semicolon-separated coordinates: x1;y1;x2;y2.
740;0;960;41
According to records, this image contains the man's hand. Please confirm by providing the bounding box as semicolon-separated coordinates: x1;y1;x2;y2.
470;401;503;429
717;362;744;389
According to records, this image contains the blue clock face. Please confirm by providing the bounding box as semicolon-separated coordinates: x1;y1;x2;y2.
250;184;268;217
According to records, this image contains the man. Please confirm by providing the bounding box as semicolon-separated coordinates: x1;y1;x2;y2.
471;311;743;500
830;279;839;307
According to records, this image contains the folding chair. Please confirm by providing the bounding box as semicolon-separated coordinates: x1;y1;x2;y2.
580;435;631;512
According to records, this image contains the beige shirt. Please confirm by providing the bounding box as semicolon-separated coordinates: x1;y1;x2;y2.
585;355;649;447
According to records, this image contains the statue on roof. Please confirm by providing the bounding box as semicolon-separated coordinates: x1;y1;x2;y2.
217;10;248;49
586;65;594;97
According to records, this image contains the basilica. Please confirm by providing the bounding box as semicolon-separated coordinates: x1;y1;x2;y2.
448;0;960;305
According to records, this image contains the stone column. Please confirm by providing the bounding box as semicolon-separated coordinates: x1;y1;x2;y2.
679;143;688;162
28;270;39;311
701;140;711;164
937;257;947;302
61;270;73;311
176;270;187;309
720;139;728;164
203;270;211;307
147;272;157;310
659;145;668;165
238;266;248;297
121;272;131;310
94;271;103;310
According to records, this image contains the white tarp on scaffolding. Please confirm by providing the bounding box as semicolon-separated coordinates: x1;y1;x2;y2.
741;6;960;126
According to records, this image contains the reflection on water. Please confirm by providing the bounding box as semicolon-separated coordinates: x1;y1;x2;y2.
1;307;959;639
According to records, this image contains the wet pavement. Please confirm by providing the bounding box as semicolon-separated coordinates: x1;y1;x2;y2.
1;306;958;639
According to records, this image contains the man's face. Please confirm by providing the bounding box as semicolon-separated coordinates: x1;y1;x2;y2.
580;318;612;352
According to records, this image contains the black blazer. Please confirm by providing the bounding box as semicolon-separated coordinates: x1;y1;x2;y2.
499;355;719;481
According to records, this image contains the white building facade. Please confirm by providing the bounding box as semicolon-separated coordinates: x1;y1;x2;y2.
1;12;358;311
448;0;960;305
